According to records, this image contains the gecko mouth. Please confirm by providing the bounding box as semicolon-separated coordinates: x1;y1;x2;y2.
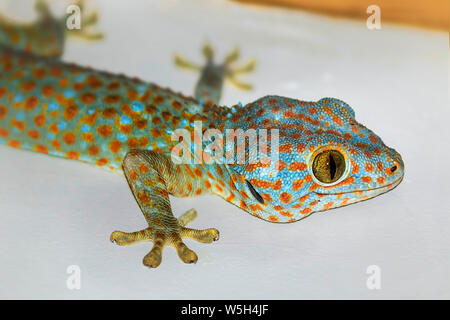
313;176;404;196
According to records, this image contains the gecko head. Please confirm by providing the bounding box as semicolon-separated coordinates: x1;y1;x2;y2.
225;95;404;223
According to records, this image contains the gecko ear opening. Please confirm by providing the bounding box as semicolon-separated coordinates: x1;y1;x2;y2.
245;180;264;204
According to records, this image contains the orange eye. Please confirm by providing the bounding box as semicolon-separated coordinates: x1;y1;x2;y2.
312;150;346;184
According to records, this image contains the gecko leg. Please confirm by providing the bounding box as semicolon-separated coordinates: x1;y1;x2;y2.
110;150;219;268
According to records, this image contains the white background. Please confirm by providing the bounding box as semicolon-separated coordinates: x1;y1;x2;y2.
0;0;448;299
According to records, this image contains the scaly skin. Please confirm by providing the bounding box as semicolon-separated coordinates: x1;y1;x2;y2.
0;34;404;268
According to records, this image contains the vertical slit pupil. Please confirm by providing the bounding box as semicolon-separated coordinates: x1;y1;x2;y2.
329;153;336;181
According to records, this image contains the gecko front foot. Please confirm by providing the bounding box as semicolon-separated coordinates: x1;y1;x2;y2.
110;209;220;268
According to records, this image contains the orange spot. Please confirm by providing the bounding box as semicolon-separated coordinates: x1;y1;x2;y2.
0;87;7;99
33;67;46;79
308;107;318;114
362;176;372;183
369;134;379;144
140;137;149;147
152;117;161;125
250;179;271;189
268;215;279;222
0;128;9;138
279;143;292;153
97;125;113;138
11;120;25;131
352;162;359;174
300;208;312;215
64;104;78;120
41;84;54;98
215;184;223;193
332;116;342;126
82;132;94;142
81;93;96;104
80;109;98;125
297;143;306;153
21;81;36;92
127;89;138;100
138;192;151;205
48;123;59;134
24;96;39;110
292;179;305;191
0;105;8;119
261;193;272;202
323;202;334;210
67;151;80;160
249;204;263;212
8;140;21;148
101;107;116;118
109;140;122;153
51;139;61;150
279;192;292;204
104;94;121;104
129;171;138;180
139;164;149;174
63;132;76;145
97;158;109;166
34;144;48;154
377;161;383;171
377;177;386;184
153;95;164;105
240;191;249;199
87;76;103;89
88;145;99;156
127;137;139;148
145;105;156;114
59;78;69;88
226;193;235;202
272;179;282;190
27;130;40;140
171;100;182;110
135;118;147;130
288;162;307;171
280;211;293;217
240;200;248;210
118;124;132;135
309;183;320;191
194;168;203;177
365;162;374;172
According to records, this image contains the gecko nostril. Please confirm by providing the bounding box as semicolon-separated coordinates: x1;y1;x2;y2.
390;165;397;173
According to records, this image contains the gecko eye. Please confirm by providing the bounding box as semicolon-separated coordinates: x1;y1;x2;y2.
312;150;346;184
245;180;264;204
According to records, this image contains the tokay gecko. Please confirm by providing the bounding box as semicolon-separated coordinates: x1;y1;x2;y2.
0;4;404;268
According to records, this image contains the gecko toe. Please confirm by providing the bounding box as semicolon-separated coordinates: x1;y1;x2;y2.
181;227;220;243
